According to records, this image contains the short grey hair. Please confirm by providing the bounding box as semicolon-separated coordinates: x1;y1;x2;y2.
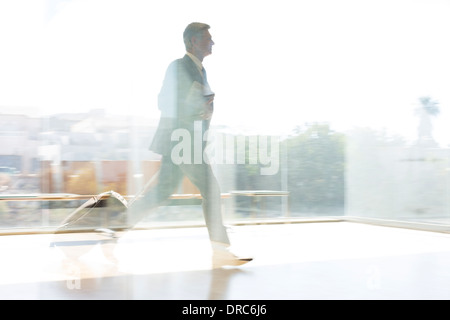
183;22;210;50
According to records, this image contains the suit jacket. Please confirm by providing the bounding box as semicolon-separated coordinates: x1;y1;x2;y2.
150;55;213;156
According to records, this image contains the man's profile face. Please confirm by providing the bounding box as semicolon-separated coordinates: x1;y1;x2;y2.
194;30;214;58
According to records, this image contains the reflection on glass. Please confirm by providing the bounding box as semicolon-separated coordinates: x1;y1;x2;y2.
1;0;450;231
347;97;450;224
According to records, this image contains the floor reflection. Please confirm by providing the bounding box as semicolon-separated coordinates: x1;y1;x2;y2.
46;229;248;299
3;223;450;299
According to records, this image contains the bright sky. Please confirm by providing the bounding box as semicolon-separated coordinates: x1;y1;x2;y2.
1;0;450;144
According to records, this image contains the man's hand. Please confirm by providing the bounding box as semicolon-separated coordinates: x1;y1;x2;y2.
200;96;214;120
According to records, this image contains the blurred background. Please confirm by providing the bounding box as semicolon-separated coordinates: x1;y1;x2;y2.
0;0;449;230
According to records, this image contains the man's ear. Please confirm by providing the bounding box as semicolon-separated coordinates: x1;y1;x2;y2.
190;35;199;47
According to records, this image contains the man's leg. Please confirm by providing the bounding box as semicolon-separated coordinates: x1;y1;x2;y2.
180;162;252;266
179;162;230;245
128;156;183;226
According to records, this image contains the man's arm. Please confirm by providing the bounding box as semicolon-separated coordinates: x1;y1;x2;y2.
157;61;178;118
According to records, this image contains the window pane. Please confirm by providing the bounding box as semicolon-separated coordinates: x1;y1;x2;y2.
0;0;449;231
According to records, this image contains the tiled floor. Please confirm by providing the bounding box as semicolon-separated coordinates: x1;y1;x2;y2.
1;221;450;299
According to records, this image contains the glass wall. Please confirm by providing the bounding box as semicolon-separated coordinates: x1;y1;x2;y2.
0;0;449;231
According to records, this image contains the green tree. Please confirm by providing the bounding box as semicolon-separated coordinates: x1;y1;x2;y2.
230;123;346;216
285;123;346;215
418;96;440;116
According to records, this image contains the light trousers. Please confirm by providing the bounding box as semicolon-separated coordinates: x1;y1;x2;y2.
129;155;230;245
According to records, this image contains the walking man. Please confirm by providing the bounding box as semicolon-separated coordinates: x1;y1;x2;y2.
130;22;252;266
